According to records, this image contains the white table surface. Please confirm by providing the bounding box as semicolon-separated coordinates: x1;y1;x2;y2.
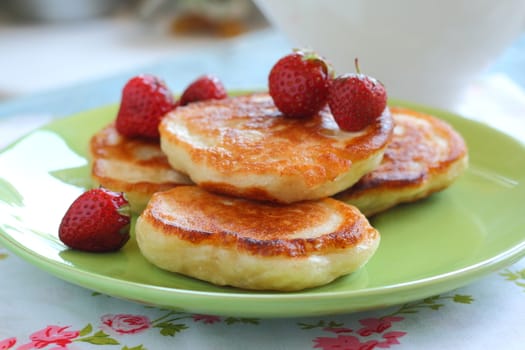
0;10;524;350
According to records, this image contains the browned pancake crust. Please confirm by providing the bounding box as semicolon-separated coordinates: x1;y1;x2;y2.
159;93;393;198
336;107;468;213
90;123;188;195
140;186;378;258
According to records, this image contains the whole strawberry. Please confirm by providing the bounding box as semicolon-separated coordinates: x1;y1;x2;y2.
328;59;387;131
59;188;131;252
179;75;227;106
116;74;177;139
269;50;333;118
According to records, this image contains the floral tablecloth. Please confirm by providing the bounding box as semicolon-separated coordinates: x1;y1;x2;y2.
0;237;524;349
0;29;524;349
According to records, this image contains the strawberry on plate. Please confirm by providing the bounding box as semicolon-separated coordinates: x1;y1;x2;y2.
269;49;333;118
179;74;228;106
59;188;131;252
328;59;387;132
115;74;177;139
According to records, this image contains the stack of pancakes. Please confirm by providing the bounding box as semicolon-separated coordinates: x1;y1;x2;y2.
90;93;468;291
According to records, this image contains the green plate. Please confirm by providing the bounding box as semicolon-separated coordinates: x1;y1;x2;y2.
0;101;524;318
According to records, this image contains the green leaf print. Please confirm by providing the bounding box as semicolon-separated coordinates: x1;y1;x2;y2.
122;345;146;350
154;322;189;337
453;294;474;304
76;330;120;345
224;317;260;325
500;268;525;291
78;324;93;336
298;320;344;330
382;293;474;318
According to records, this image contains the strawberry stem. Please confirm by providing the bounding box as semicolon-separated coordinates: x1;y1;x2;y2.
301;50;318;61
354;57;361;74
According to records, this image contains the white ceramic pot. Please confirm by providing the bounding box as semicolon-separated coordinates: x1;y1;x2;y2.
254;0;525;108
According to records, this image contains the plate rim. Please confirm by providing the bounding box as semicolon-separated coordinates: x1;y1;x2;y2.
1;229;523;317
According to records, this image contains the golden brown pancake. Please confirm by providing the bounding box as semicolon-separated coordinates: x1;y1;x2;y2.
159;93;393;203
135;186;380;291
335;107;468;216
90;123;192;212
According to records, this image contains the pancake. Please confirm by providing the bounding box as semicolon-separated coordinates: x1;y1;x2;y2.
90;123;192;212
159;93;393;203
335;107;468;216
135;186;380;291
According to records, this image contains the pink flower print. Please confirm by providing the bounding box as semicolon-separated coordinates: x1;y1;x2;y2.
17;325;79;350
192;314;222;324
357;317;404;336
101;314;151;335
314;335;378;350
0;338;16;350
381;332;406;346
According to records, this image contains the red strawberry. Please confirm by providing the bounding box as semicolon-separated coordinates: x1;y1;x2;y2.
59;188;131;252
328;59;387;131
115;74;176;139
269;50;333;118
179;75;227;105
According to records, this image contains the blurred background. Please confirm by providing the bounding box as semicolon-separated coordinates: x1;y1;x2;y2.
0;0;524;136
0;0;272;100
